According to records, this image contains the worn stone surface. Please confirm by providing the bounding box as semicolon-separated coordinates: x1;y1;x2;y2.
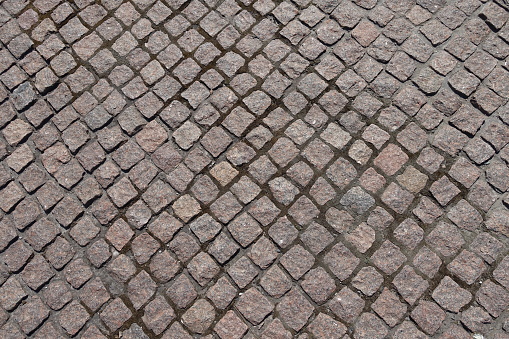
0;1;508;338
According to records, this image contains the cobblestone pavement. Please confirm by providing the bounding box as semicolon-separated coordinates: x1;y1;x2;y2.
1;0;509;338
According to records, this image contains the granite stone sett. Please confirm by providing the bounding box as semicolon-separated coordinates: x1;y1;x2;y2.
0;0;508;337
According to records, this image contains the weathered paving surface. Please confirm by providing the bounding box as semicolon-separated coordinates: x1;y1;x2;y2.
0;0;509;338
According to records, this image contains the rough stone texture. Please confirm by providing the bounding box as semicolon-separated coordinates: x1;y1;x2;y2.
0;1;508;338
